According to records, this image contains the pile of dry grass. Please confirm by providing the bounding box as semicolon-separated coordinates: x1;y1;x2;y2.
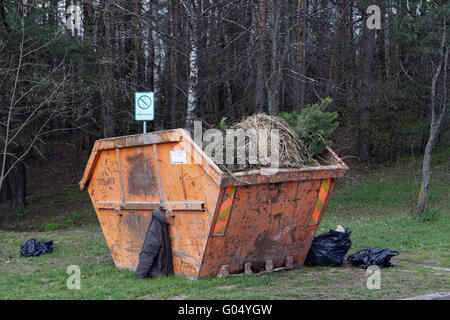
221;113;318;172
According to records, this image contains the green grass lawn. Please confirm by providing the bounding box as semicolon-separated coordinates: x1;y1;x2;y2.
0;148;448;300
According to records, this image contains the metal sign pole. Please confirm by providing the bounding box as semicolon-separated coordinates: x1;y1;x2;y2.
143;121;147;134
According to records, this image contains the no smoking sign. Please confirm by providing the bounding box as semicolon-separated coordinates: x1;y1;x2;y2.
135;92;154;121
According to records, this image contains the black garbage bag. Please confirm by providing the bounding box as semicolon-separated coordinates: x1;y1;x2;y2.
347;248;399;269
304;228;352;266
135;207;174;279
20;239;53;257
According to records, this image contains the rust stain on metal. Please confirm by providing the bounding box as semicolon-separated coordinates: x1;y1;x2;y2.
126;152;156;197
252;232;277;271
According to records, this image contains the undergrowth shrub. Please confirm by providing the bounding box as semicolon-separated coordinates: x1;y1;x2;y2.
278;98;339;155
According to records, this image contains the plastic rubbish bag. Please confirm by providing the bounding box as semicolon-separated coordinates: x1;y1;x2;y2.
304;227;352;266
347;248;399;269
20;239;54;257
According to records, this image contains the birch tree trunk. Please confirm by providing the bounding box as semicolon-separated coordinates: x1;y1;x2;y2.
184;0;199;135
170;0;179;128
152;0;167;129
417;23;448;214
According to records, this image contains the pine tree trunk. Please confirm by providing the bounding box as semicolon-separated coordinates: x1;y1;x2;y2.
255;0;267;113
102;3;115;138
326;1;350;97
267;0;282;115
295;0;306;112
358;26;375;162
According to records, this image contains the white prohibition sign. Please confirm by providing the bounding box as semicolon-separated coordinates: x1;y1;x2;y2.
135;92;154;121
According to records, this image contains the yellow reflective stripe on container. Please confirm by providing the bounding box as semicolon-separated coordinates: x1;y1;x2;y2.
310;179;331;225
212;186;237;236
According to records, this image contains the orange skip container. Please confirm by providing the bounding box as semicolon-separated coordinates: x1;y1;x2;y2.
80;129;348;279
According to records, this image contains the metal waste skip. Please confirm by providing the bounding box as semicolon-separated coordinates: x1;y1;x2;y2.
80;129;348;279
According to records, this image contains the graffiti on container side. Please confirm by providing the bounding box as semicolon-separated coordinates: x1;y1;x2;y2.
97;171;116;189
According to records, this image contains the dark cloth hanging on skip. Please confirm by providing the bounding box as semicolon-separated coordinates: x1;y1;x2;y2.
135;207;174;279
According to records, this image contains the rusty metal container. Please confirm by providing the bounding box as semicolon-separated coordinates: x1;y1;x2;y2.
80;128;348;279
